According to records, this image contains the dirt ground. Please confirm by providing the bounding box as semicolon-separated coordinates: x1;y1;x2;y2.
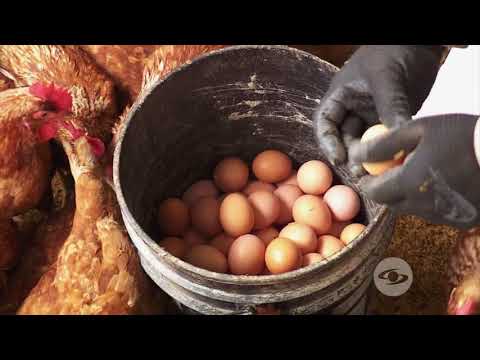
367;215;460;315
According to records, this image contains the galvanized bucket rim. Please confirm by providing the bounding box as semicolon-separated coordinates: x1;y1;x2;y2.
113;44;389;286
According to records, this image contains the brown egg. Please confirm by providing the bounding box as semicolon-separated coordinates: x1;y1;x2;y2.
279;222;318;254
185;245;228;273
191;197;222;237
210;233;235;256
276;171;298;187
340;223;366;245
158;237;188;259
274;184;303;225
157;198;190;236
292;195;332;235
302;253;324;267
248;191;281;230
328;221;350;238
183;229;207;247
265;237;301;274
361;124;405;176
318;235;345;259
323;185;361;222
228;235;265;275
243;181;276;196
254;226;280;246
220;193;255;237
297;160;333;195
182;180;219;206
213;157;249;192
252;150;292;183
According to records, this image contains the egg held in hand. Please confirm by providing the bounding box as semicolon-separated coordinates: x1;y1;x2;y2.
361;124;405;176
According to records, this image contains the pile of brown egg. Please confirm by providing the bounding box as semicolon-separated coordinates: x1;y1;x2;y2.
157;150;366;275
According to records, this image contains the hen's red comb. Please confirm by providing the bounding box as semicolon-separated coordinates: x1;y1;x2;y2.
37;118;105;159
29;83;72;113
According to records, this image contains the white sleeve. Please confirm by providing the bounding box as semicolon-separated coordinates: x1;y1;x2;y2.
474;117;480;167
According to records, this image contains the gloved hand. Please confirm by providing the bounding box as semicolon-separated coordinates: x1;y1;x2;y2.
350;114;480;230
313;45;444;175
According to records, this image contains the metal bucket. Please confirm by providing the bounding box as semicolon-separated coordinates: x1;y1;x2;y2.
113;45;394;315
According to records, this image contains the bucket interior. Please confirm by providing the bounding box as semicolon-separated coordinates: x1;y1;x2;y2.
116;46;382;274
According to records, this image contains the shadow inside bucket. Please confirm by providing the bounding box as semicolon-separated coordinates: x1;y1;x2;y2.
118;46;380;242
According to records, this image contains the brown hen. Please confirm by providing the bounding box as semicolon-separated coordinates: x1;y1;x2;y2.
0;72;12;91
0;87;52;219
0;219;20;271
1;186;74;314
110;45;224;152
448;228;480;315
0;45;117;141
18;131;156;315
81;45;161;108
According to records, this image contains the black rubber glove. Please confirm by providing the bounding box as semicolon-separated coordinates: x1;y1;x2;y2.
313;45;444;175
350;114;480;230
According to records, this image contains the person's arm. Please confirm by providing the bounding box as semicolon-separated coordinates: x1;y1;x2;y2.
350;113;480;230
313;45;463;176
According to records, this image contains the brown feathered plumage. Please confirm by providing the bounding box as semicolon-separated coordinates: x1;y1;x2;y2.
111;45;224;151
17;132;155;314
0;219;20;271
0;46;117;141
0;72;12;91
448;228;480;315
1;197;74;314
0;87;52;219
81;45;160;108
0;219;20;311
